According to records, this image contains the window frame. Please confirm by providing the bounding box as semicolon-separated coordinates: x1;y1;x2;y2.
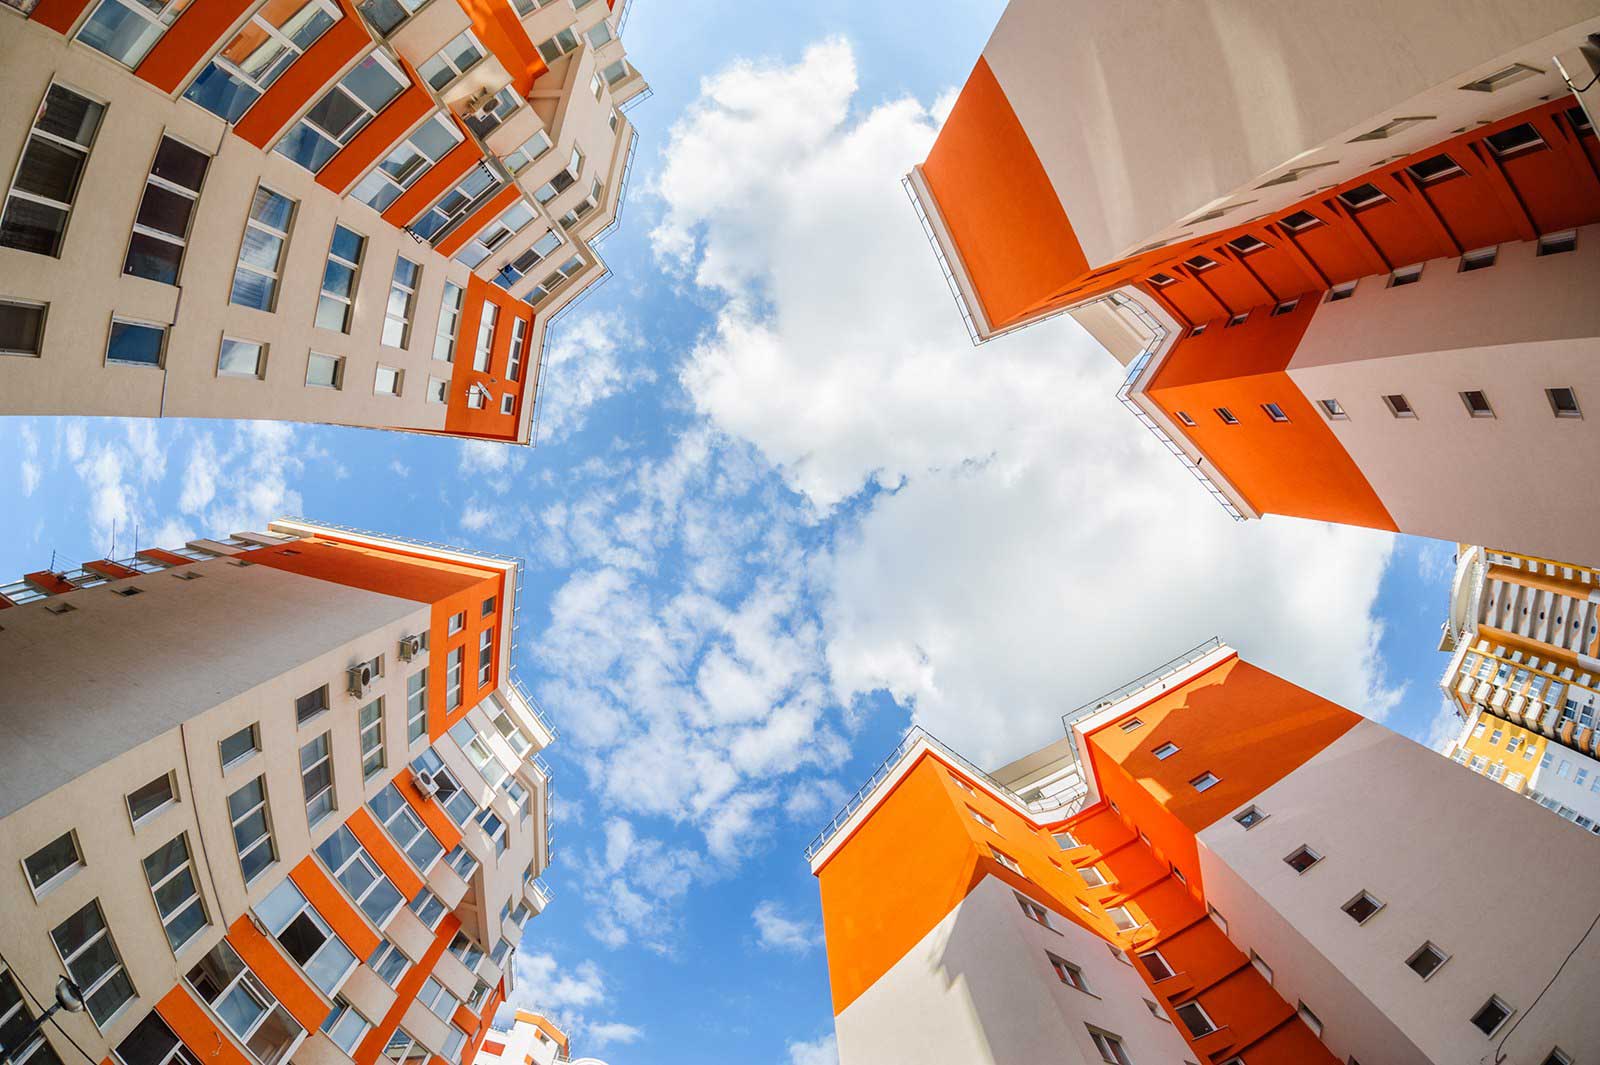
50;899;135;1028
230;185;297;311
123;135;211;285
228;775;277;883
142;832;209;954
22;830;84;898
1;82;107;259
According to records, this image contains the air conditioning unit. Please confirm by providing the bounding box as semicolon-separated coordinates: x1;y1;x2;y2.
346;663;373;696
412;767;440;798
465;90;497;121
399;634;423;661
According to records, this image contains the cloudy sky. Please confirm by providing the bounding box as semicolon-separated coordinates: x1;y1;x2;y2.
0;2;1463;1062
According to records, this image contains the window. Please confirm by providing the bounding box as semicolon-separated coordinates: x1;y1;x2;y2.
1207;905;1228;934
447;647;464;710
967;807;996;832
1270;299;1298;317
1382;394;1415;418
368;785;443;871
1118;718;1144;733
1407;153;1462;184
506;318;527;381
536;27;580;63
1107;906;1138;932
1262;403;1289;422
1459;246;1498;272
1545;387;1581;417
353;698;386;779
403;668;429;742
426;377;449;404
1279;210;1321;232
372;365;403;397
300;733;336;826
229;776;275;882
1337;183;1388;210
219;726;260;771
1139;949;1174;981
186;941;303;1064
1152;742;1179;760
1327;280;1357;302
231;186;296;310
1227;234;1267;255
448;931;485;969
255;879;356;995
380;257;421;348
321;999;372;1056
112;1010;198;1065
1342;891;1383;924
527;255;585;304
473;302;497;371
418;30;486;90
1539;230;1578;256
23;832;82;895
218;338;266;379
1052;831;1079;850
464;86;521;139
1249;950;1273;983
1297;1002;1323;1037
142;834;208;952
366;940;407;986
1175;410;1196;427
1190;771;1220;792
353;115;462;212
106;319;167;368
1471;996;1513;1035
1175;1001;1215;1037
1284;845;1322;874
1319;398;1348;420
1460;390;1494;418
476;808;507;855
1485;123;1545;158
306;352;344;390
75;0;190;67
315;825;404;925
1087;1028;1131;1065
478;627;494;685
125;137;210;284
275;53;406;173
2;83;105;256
504;130;553;174
1182;254;1217;272
1226;312;1249;328
127;772;177;824
184;1;341;123
296;685;330;723
988;846;1024;876
1079;865;1107;888
316;225;365;332
409;887;446;930
1148;272;1177;287
1406;941;1449;980
1050;954;1088;991
0;299;48;357
412;167;500;242
457;200;537;270
433;281;465;362
51;900;135;1026
1188;325;1207;337
533;147;585;205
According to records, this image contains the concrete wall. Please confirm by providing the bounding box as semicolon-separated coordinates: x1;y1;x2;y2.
833;875;1197;1065
1198;719;1600;1064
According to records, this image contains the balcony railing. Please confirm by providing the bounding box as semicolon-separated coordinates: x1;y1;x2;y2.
1060;636;1227;731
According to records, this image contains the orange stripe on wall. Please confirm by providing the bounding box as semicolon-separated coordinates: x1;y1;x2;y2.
85;559;139;579
244;538;493;603
28;0;89;34
224;914;330;1033
347;806;427;898
317;81;434;196
382;133;481;228
457;0;547;97
396;769;465;849
434;185;520;259
290;855;383;959
24;571;73;595
155;986;254;1065
234;0;369;150
354;915;461;1065
442;274;532;441
134;0;254;94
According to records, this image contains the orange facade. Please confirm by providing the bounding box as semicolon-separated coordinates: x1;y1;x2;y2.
816;655;1363;1062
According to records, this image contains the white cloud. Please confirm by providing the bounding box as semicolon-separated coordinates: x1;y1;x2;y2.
585;1022;644;1047
459;439;524;478
1423;696;1465;753
652;37;1403;766
179;435;219;514
787;1032;838;1065
461;503;497;532
536;310;654;442
19;424;40;496
752;900;816;954
389;459;411;479
511;952;609;1010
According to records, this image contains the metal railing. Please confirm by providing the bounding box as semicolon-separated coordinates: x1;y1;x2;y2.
526;875;554;906
803;725;1086;863
1107;294;1246;521
528;262;614;446
1060;636;1227;732
588;127;638;247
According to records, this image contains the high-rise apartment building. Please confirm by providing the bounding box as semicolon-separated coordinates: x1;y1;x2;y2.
809;640;1600;1065
475;1009;608;1065
1439;544;1600;830
0;0;646;443
0;520;557;1065
908;0;1600;561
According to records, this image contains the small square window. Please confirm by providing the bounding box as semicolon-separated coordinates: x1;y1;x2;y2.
1383;394;1415;418
1388;264;1423;287
968;807;997;832
1175;1001;1215;1037
1342;891;1384;924
1250;950;1273;983
1227;234;1267;255
23;831;83;894
1270;298;1298;316
1538;230;1577;256
127;772;177;824
1119;718;1143;732
1107;906;1138;932
172;570;201;581
1088;1028;1131;1065
1407;941;1450;980
1542;1049;1573;1065
0;298;48;357
500;393;515;415
1175;410;1196;426
295;685;330;724
448;611;466;635
1470;995;1512;1035
218;338;266;378
1226;312;1249;327
951;776;975;794
1284;845;1322;874
111;586;142;598
1261;403;1289;423
1327;280;1357;302
1459;247;1497;272
1215;408;1238;426
1079;865;1107;888
1208;905;1228;934
1153;742;1179;760
1547;388;1581;418
1297;1002;1324;1037
1280;210;1322;232
306;351;344;390
1144;998;1166;1020
1016;893;1049;926
1050;953;1088;992
1460;390;1494;417
1407;153;1462;184
44;601;76;615
107;318;168;367
990;846;1023;876
1183;255;1218;272
1052;831;1079;850
220;724;260;770
1138;949;1174;981
1149;273;1178;287
1191;771;1220;792
1485;122;1545;157
1170;863;1186;884
1337;183;1388;210
1570;105;1595;135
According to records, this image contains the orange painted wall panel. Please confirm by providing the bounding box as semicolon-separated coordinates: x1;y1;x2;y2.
434;185;521;260
156;985;255;1065
425;570;503;740
290;854;383;959
355;915;460;1065
397;767;465;849
382;135;482;228
921;57;1090;331
347;806;426;898
318;81;434;196
441;274;533;440
458;0;547;98
225;914;330;1033
244;537;493;604
135;0;254;94
234;1;369;149
28;0;89;34
137;548;193;567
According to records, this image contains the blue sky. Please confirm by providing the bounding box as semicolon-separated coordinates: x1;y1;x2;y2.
0;3;1462;1062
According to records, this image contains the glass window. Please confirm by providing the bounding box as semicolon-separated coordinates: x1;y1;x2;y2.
366;940;407;986
300;733;336;826
471;303;497;371
316;825;403;925
503;130;552;174
1;85;105;258
256;880;356;995
112;1009;198;1065
23;832;83;895
536;28;578;63
382;256;421;347
185;942;303;1065
447;649;463;711
411;167;500;243
217;338;266;379
230;186;296;310
75;0;193;67
463;86;520;139
51;900;135;1026
127;773;177;823
352;115;462;212
477;627;494;685
353;0;426;35
0;299;48;357
406;668;429;741
321;999;371;1055
275;53;405;172
433;281;464;361
228;776;276;882
184;1;341;123
418;31;486;91
359;698;386;778
124;137;210;285
408;888;445;929
316;225;365;332
306;352;344;390
457;202;535;269
142;834;208;952
368;784;443;871
106;319;167;368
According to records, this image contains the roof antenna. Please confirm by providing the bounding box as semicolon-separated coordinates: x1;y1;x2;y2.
110;519;116;561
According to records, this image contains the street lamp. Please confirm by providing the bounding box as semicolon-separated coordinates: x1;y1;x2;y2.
0;977;85;1065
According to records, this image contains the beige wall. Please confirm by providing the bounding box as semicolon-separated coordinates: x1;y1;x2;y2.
1198;719;1600;1064
833;875;1197;1065
983;0;1600;263
1285;228;1600;562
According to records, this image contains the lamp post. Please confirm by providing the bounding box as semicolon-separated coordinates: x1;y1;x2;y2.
0;977;84;1065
